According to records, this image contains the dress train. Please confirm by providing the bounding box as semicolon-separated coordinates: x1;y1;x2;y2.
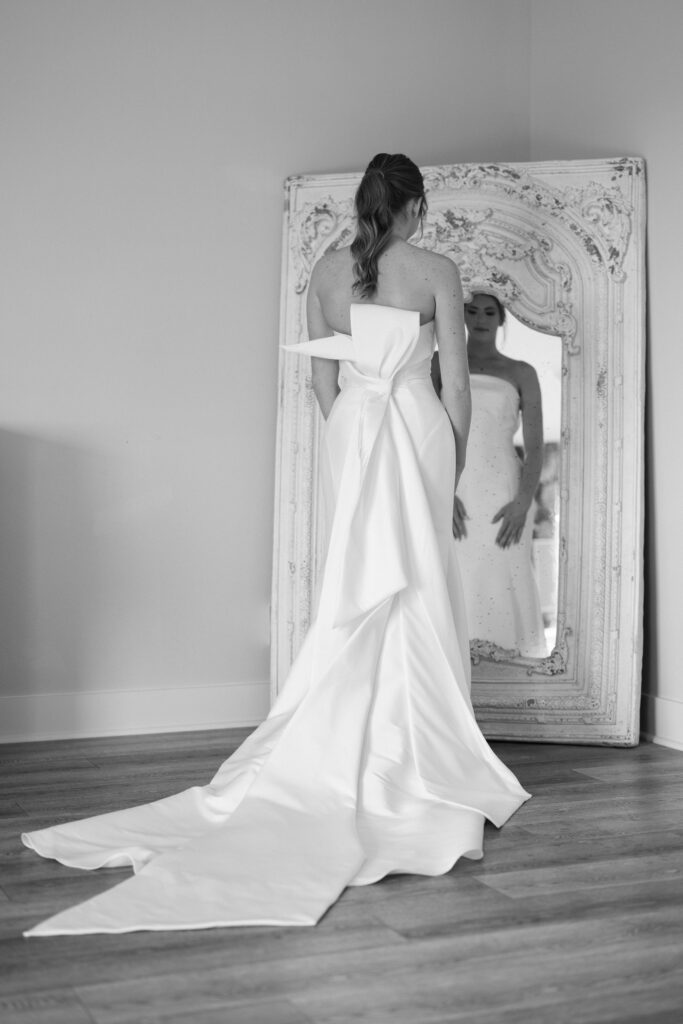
22;305;529;936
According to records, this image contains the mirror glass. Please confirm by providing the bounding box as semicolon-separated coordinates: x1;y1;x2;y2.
504;316;562;656
449;313;562;664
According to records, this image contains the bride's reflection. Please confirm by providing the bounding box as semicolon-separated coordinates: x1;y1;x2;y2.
433;290;559;660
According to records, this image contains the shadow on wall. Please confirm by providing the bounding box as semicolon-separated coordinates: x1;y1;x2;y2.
0;429;103;713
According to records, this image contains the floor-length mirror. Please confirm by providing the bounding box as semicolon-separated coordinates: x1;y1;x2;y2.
272;159;646;745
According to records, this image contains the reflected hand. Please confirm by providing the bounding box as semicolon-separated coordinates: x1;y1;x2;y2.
492;500;529;548
452;495;468;540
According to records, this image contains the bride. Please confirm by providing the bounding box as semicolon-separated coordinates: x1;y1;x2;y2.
22;153;530;936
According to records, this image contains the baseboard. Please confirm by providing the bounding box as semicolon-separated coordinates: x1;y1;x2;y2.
640;693;683;752
11;686;679;749
0;682;271;743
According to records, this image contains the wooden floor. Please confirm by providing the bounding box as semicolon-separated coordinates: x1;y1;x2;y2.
1;730;682;1024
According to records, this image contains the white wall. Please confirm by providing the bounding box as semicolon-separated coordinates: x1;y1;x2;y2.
4;1;675;748
529;0;683;748
0;0;532;740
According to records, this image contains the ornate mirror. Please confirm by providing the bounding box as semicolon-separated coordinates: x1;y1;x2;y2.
272;159;646;745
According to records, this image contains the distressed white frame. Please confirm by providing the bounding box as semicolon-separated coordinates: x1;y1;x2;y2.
271;159;646;745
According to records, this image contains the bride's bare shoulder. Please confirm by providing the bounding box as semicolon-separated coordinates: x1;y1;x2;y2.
405;244;458;277
409;247;462;301
417;247;459;273
314;246;352;272
310;246;353;288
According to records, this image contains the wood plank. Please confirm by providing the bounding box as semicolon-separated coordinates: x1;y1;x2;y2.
517;806;683;840
462;825;683;875
74;922;683;1024
427;1002;683;1024
489;741;682;767
2;761;220;791
0;991;93;1024
292;939;683;1024
0;727;250;758
368;875;683;939
518;771;683;796
13;778;203;816
159;1001;312;1024
298;969;683;1024
0;756;98;775
0;854;129;887
1;905;404;998
476;849;683;898
3;869;133;909
0;817;80;848
0;801;29;820
575;760;683;782
511;787;683;821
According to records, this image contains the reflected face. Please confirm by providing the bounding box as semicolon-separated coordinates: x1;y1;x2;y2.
465;294;504;343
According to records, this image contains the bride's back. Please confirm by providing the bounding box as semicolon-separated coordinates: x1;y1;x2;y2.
315;241;440;334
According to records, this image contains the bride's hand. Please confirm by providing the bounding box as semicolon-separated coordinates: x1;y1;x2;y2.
452;495;468;540
492;500;529;548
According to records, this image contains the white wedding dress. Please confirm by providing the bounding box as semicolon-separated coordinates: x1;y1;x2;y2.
456;374;546;658
22;304;530;937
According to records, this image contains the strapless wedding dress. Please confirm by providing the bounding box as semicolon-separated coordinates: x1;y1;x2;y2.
22;304;530;936
456;374;546;658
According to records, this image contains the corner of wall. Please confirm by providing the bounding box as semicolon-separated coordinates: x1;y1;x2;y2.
640;693;683;752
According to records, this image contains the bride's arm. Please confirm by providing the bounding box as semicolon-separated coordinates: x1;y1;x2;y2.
516;363;544;509
306;263;340;420
491;363;543;548
433;256;471;489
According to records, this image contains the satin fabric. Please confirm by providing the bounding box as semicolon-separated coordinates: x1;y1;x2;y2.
456;374;546;657
22;304;530;936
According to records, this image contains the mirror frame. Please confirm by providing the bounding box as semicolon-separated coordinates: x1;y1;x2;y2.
271;158;646;745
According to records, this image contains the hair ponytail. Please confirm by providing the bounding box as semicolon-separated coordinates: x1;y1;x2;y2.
351;154;425;299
